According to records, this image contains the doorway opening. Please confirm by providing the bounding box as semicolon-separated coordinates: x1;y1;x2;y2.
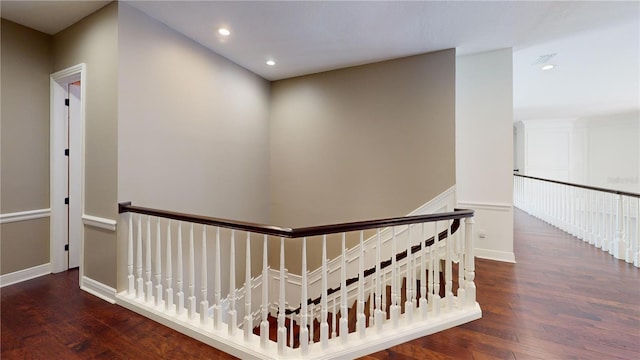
50;64;85;282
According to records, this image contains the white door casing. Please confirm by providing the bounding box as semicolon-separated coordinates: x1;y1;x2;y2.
50;64;85;276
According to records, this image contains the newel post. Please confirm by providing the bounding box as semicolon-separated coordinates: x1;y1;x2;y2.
464;217;476;307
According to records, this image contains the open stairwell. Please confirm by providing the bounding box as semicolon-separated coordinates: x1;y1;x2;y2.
116;187;481;359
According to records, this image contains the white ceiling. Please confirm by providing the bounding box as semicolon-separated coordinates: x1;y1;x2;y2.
0;1;111;35
2;1;639;121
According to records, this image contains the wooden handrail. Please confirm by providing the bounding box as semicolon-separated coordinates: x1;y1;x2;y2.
118;202;474;238
514;173;640;198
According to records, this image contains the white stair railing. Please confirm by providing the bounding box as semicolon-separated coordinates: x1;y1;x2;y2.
117;202;479;360
514;174;639;267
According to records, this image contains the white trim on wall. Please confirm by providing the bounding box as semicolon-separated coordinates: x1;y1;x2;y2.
0;263;51;287
457;201;513;212
0;209;50;224
81;276;116;304
82;214;117;231
475;248;516;263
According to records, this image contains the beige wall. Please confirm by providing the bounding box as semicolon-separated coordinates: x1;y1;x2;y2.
1;19;52;275
117;4;271;292
270;50;457;273
52;2;118;286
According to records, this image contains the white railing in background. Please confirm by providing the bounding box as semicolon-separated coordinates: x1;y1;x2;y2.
116;202;480;360
514;174;640;268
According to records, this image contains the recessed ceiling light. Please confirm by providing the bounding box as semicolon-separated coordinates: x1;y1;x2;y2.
218;28;230;36
541;64;555;71
266;60;276;66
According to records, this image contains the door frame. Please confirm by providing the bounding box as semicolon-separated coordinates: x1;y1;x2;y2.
50;63;86;279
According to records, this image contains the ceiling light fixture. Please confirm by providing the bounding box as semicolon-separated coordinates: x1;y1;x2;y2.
541;64;555;71
218;28;230;36
266;60;276;66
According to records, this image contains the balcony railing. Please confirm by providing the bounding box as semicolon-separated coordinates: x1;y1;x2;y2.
514;174;639;267
116;201;480;359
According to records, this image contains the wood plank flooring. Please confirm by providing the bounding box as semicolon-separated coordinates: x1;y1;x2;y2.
2;208;638;359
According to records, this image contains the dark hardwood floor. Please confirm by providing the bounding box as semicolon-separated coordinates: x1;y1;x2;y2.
2;209;639;359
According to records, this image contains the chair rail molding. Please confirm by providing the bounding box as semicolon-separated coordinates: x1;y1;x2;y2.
0;208;51;224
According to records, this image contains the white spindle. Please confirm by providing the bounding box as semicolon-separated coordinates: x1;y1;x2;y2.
405;225;414;322
357;231;366;337
187;224;196;319
615;195;625;259
165;221;174;312
420;223;428;318
155;218;163;306
289;315;294;349
464;217;476;307
625;196;633;263
260;235;269;347
213;227;222;330
277;237;286;354
145;216;152;303
432;221;440;316
229;230;237;334
200;226;209;325
340;233;348;343
299;237;309;354
136;215;143;298
176;222;184;315
375;228;384;331
445;220;453;312
320;235;329;348
309;305;314;345
127;214;134;295
390;227;399;327
635;198;640;267
331;297;337;339
244;232;253;341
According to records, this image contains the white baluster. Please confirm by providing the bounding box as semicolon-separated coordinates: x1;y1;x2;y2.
309;305;314;345
405;225;414;322
277;237;286;354
357;231;366;337
464;217;476;307
289;312;294;348
457;219;466;309
213;227;222;330
145;216;153;303
155;218;163;306
375;228;384;331
200;226;209;325
615;195;625;259
390;227;399;327
187;224;196;319
127;214;134;295
420;223;428;319
625;196;633;263
260;235;269;348
136;215;143;299
431;221;440;316
339;233;348;343
368;277;375;327
228;230;237;334
165;221;174;312
320;235;329;348
609;193;616;255
176;222;184;315
635;198;640;267
244;232;253;341
445;220;453;312
299;237;309;354
331;297;337;339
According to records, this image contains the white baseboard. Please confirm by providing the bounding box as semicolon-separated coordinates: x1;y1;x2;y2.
81;276;116;303
0;263;51;287
475;248;516;263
